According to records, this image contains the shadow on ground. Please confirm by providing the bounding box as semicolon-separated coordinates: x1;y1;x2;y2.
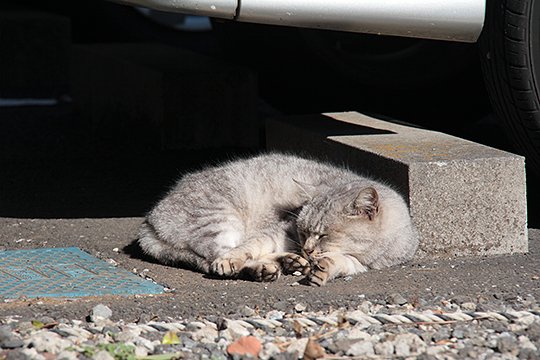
0;149;257;219
1;146;538;227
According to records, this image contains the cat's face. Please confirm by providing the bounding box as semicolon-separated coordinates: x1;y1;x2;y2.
296;185;380;259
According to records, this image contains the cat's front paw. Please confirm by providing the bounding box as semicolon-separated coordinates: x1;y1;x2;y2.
280;254;311;275
241;261;280;282
211;258;245;277
304;257;331;286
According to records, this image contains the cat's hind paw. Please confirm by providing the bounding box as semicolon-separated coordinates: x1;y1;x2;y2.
303;257;331;286
241;261;280;282
210;258;245;277
280;254;311;275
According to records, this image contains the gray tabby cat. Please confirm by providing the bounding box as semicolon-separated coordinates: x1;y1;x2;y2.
138;153;418;286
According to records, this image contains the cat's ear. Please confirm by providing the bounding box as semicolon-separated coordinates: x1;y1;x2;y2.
345;187;379;220
292;178;315;200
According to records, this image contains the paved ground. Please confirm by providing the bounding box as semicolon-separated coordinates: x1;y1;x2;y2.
1;150;539;323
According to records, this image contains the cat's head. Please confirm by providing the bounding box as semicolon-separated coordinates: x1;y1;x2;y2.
295;184;383;258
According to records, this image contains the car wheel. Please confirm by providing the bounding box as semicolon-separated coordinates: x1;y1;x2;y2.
479;0;540;176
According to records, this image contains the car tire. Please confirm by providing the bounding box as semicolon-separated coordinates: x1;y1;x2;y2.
479;0;540;175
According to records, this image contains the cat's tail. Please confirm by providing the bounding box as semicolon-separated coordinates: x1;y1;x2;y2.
138;221;166;259
137;221;210;273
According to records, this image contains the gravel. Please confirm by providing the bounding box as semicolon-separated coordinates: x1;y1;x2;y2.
2;299;539;359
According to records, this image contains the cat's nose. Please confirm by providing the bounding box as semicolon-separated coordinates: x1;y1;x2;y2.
304;248;314;255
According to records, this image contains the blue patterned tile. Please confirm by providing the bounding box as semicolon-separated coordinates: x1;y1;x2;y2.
0;247;163;298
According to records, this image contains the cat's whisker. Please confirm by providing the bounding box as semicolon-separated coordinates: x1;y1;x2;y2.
284;237;302;247
281;209;300;219
292;178;314;201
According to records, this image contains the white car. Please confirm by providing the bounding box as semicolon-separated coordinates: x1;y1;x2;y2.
111;0;539;175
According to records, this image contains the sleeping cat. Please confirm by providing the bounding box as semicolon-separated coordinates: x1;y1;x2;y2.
138;153;418;286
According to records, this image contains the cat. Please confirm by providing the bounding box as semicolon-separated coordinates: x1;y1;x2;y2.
138;153;418;286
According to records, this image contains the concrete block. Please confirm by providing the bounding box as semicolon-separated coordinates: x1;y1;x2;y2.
0;12;70;98
71;43;259;152
266;112;528;259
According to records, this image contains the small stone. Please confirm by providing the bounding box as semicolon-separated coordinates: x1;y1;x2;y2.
227;336;262;357
239;305;256;317
386;293;408;306
90;304;113;321
0;326;24;348
497;332;518;354
418;331;434;343
286;338;309;358
192;326;218;343
216;336;228;351
36;317;56;326
203;343;221;355
115;327;142;343
426;345;448;356
294;303;307;313
332;338;356;353
518;335;537;352
266;310;284;320
16;321;35;334
260;342;282;360
347;328;371;341
432;327;451;342
27;331;71;354
224;321;251;339
526;319;540;341
346;340;375;356
485;333;499;349
2;349;32;360
53;325;92;340
452;327;465;339
519;347;540;359
451;295;474;305
102;326;121;335
365;325;384;335
180;335;197;349
134;336;156;352
186;321;205;331
19;348;46;360
374;341;394;356
461;302;477;311
106;259;118;266
393;333;426;356
134;346;148;358
357;300;374;313
485;320;509;333
50;328;72;338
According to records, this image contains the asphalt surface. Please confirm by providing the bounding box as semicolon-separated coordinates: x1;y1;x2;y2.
1;151;539;322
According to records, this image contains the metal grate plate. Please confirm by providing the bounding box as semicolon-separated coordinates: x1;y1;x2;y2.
0;247;164;299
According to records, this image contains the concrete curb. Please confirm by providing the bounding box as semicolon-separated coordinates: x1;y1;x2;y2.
267;111;528;259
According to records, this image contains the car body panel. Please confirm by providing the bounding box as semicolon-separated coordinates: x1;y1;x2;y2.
110;0;485;42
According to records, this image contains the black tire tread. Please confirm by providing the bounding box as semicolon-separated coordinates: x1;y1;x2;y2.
479;0;540;175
